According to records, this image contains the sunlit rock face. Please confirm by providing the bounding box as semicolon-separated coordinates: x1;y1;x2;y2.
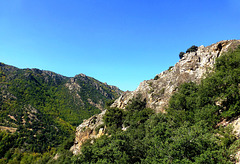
70;110;106;155
111;40;240;113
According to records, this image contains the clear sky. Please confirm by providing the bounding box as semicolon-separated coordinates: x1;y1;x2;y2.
0;0;239;91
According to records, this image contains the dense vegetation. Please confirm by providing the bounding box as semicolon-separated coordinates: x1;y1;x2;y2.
0;65;121;163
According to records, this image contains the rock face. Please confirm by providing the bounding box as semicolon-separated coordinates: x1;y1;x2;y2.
111;40;240;113
70;110;106;155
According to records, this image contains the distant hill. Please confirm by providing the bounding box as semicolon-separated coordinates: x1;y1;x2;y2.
0;62;122;159
0;63;122;126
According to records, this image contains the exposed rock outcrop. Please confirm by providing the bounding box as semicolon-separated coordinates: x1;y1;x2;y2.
111;40;240;113
70;110;106;155
0;126;17;133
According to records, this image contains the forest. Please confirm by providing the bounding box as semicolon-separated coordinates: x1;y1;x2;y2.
0;65;121;163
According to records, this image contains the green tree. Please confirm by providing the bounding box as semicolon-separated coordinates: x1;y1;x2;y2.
186;45;198;53
104;107;125;129
179;51;185;59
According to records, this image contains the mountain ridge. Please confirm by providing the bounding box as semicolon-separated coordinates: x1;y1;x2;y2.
0;62;122;160
111;40;240;112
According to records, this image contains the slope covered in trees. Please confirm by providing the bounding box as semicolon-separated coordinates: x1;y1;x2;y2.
0;64;121;163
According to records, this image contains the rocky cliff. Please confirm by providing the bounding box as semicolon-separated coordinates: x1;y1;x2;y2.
70;110;106;155
111;40;240;113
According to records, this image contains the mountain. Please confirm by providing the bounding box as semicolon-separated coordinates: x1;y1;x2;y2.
70;39;240;163
0;63;122;163
0;63;122;126
111;40;240;112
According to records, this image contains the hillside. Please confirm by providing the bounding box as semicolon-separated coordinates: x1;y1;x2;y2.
0;63;122;126
69;40;240;163
0;63;122;163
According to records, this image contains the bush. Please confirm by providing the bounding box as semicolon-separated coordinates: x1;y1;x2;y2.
154;75;159;80
168;66;173;71
186;45;198;53
126;94;146;112
103;108;125;129
104;99;115;108
179;52;185;59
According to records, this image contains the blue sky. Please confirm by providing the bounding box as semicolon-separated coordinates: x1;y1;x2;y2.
0;0;239;91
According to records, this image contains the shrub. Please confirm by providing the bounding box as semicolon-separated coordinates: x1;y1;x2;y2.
95;124;105;133
168;66;173;71
179;52;185;59
154;75;159;80
186;45;198;53
126;94;146;112
103;107;125;129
